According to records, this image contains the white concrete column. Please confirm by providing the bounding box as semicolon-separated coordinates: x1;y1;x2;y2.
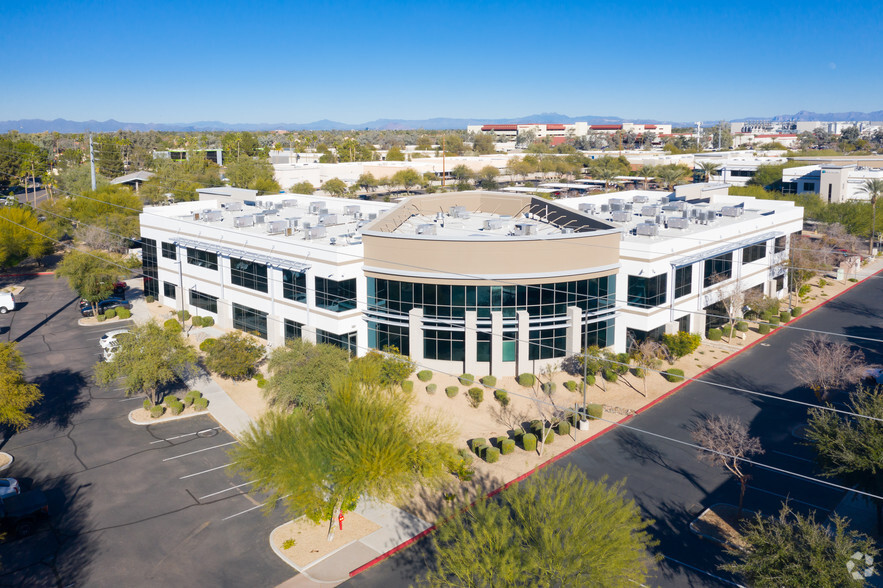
566;306;581;356
408;308;424;364
302;325;317;344
491;311;504;376
694;310;707;338
664;320;679;335
517;310;530;375
464;311;478;375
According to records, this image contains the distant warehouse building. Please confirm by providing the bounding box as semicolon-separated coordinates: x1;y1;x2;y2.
139;187;802;376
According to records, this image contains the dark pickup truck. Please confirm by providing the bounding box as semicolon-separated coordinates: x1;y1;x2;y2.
0;490;49;536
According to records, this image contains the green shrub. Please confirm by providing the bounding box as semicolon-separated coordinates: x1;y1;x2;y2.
484;447;500;463
177;310;191;322
758;323;771;334
426;383;437;395
163;318;182;332
193;397;209;411
469;438;487;453
779;311;791;323
282;539;296;550
467;387;484;407
512;427;525;440
96;313;107;322
662;331;702;359
792;307;803;317
770;316;781;325
181;394;193;408
602;369;617;383
500;438;515;455
480;375;496;388
401;380;414;393
664;368;685;382
564;380;578;392
493;389;509;406
494;435;508;447
586;404;603;419
818;278;827;288
542;430;555;445
142;398;151;411
798;284;811;297
417;370;433;382
191;316;203;327
185;390;203;402
707;328;722;341
103;308;116;319
585;374;596;386
632;367;645;378
736;321;749;332
199;338;217;352
445;386;459;398
556;421;571;436
541;381;556;395
145;295;155;303
458;373;475;386
476;444;490;460
116;307;131;319
530;420;544;436
522;433;537;452
204;331;265;380
256;375;268;389
849;278;858;283
150;405;165;418
518;373;535;387
163;395;179;407
201;316;215;327
457;447;474;464
169;401;184;416
614;353;631;374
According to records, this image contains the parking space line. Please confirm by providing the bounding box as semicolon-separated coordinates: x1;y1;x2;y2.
118;396;143;402
150;427;221;444
199;480;257;500
222;495;288;521
662;555;745;587
770;449;815;463
746;485;831;511
180;463;233;479
162;441;237;462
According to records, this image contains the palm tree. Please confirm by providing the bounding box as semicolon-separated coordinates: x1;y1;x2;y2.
636;165;657;190
858;178;883;255
697;161;721;182
655;165;689;190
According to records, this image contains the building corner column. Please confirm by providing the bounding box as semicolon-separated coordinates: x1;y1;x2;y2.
408;308;424;364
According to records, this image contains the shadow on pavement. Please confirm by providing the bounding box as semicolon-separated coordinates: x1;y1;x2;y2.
28;368;89;430
14;296;81;344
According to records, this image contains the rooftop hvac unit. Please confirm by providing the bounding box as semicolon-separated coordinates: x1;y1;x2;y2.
253;214;266;224
282;199;298;208
720;206;743;217
225;201;243;211
623;202;633;211
578;203;596;213
309;201;324;213
513;222;537;236
286;217;300;228
316;207;329;216
609;198;624;206
661;204;680;212
658;195;671;204
435;212;445;222
655;214;664;225
302;221;311;230
641;206;660;216
203;210;223;222
600;204;609;213
667;217;689;229
353;211;363;220
344;205;360;215
611;211;632;222
484;219;503;230
318;213;339;225
368;213;377;220
307;226;326;240
416;224;437;235
636;223;659;236
632;195;648;203
674;201;687;211
609;202;623;212
274;203;284;210
233;215;255;228
266;220;288;234
562;227;575;234
449;205;467;218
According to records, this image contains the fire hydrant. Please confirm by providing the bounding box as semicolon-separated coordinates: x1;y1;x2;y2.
338;511;345;531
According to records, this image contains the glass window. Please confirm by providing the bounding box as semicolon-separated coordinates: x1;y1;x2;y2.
424;329;465;361
774;235;787;253
627;274;667;308
674;265;692;299
703;252;733;287
315;277;357;312
186;248;218;270
317;329;357;355
189;290;218;314
282;270;307;303
367;322;410;356
582;318;614;349
742;243;766;264
676;314;690;333
161;242;177;260
233;303;268;339
163;282;177;299
141;237;159;298
775;275;785;291
529;327;567;360
230;257;268;293
476;330;491;363
284;319;302;342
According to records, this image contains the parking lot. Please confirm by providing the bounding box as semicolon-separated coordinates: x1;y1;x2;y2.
0;274;292;587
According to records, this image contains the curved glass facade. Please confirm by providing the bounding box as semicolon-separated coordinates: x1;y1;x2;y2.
367;276;616;361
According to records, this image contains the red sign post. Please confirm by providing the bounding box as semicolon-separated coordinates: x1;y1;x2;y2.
338;511;344;531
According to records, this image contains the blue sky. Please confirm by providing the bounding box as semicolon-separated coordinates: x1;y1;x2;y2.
2;0;881;124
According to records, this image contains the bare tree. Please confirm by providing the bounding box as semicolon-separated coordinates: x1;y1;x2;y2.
788;334;867;400
785;235;831;303
691;415;764;519
712;274;745;342
530;363;568;456
74;224;127;253
629;338;664;397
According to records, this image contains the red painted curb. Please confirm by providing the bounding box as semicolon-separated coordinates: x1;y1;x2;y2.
348;264;883;578
0;271;54;277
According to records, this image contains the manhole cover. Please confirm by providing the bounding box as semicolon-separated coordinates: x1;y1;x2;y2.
197;428;219;438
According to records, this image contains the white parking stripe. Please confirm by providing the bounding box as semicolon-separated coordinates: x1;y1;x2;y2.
199;480;257;500
662;555;745;587
221;495;289;521
770;449;815;463
162;441;237;462
150;427;221;444
746;485;831;511
118;396;143;402
180;463;232;479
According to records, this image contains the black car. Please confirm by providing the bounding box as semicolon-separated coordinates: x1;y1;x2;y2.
80;298;131;317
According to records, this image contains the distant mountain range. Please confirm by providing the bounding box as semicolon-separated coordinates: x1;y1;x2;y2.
1;110;880;133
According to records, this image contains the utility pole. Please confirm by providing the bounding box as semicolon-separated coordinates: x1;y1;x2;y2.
441;135;446;188
89;134;97;191
695;121;702;150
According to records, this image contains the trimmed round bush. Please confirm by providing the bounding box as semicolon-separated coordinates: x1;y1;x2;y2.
417;370;433;382
664;368;685;382
445;386;459;398
256;376;267;389
484;447;500;463
564;380;578;392
736;321;749;332
557;421;571;436
401;381;414;393
586;404;603;420
522;433;537;452
191;316;203;327
530;420;544;436
632;367;645;378
779;311;792;323
425;383;437;395
193;397;209;411
494;435;508;447
476;444;490;460
142;398;151;410
163;395;179;407
100;308;113;319
170;401;184;416
163;318;182;332
493;389;510;406
177;310;191;322
145;295;155;303
469;438;487;453
602;369;618;383
181;394;193;408
116;307;131;319
96;313;107;322
512;427;525;440
585;374;596;387
201;316;214;327
518;373;535;387
770;316;781;325
150;405;165;418
500;438;515;455
758;323;771;335
185;390;203;402
480;375;496;388
792;307;803;317
467;387;484;407
542;430;555;445
199;338;217;352
542;381;556;395
707;328;722;341
458;373;475;386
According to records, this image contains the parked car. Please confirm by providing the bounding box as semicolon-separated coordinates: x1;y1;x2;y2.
80;298;131;318
0;478;21;499
0;489;49;536
0;292;14;314
99;328;131;350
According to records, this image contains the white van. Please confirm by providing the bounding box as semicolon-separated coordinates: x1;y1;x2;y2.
0;292;14;314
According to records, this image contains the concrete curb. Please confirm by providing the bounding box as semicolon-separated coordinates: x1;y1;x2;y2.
77;317;133;327
269;526;307;573
688;504;753;552
347;264;883;579
0;272;55;277
127;408;211;426
270;520;362;585
0;452;13;473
